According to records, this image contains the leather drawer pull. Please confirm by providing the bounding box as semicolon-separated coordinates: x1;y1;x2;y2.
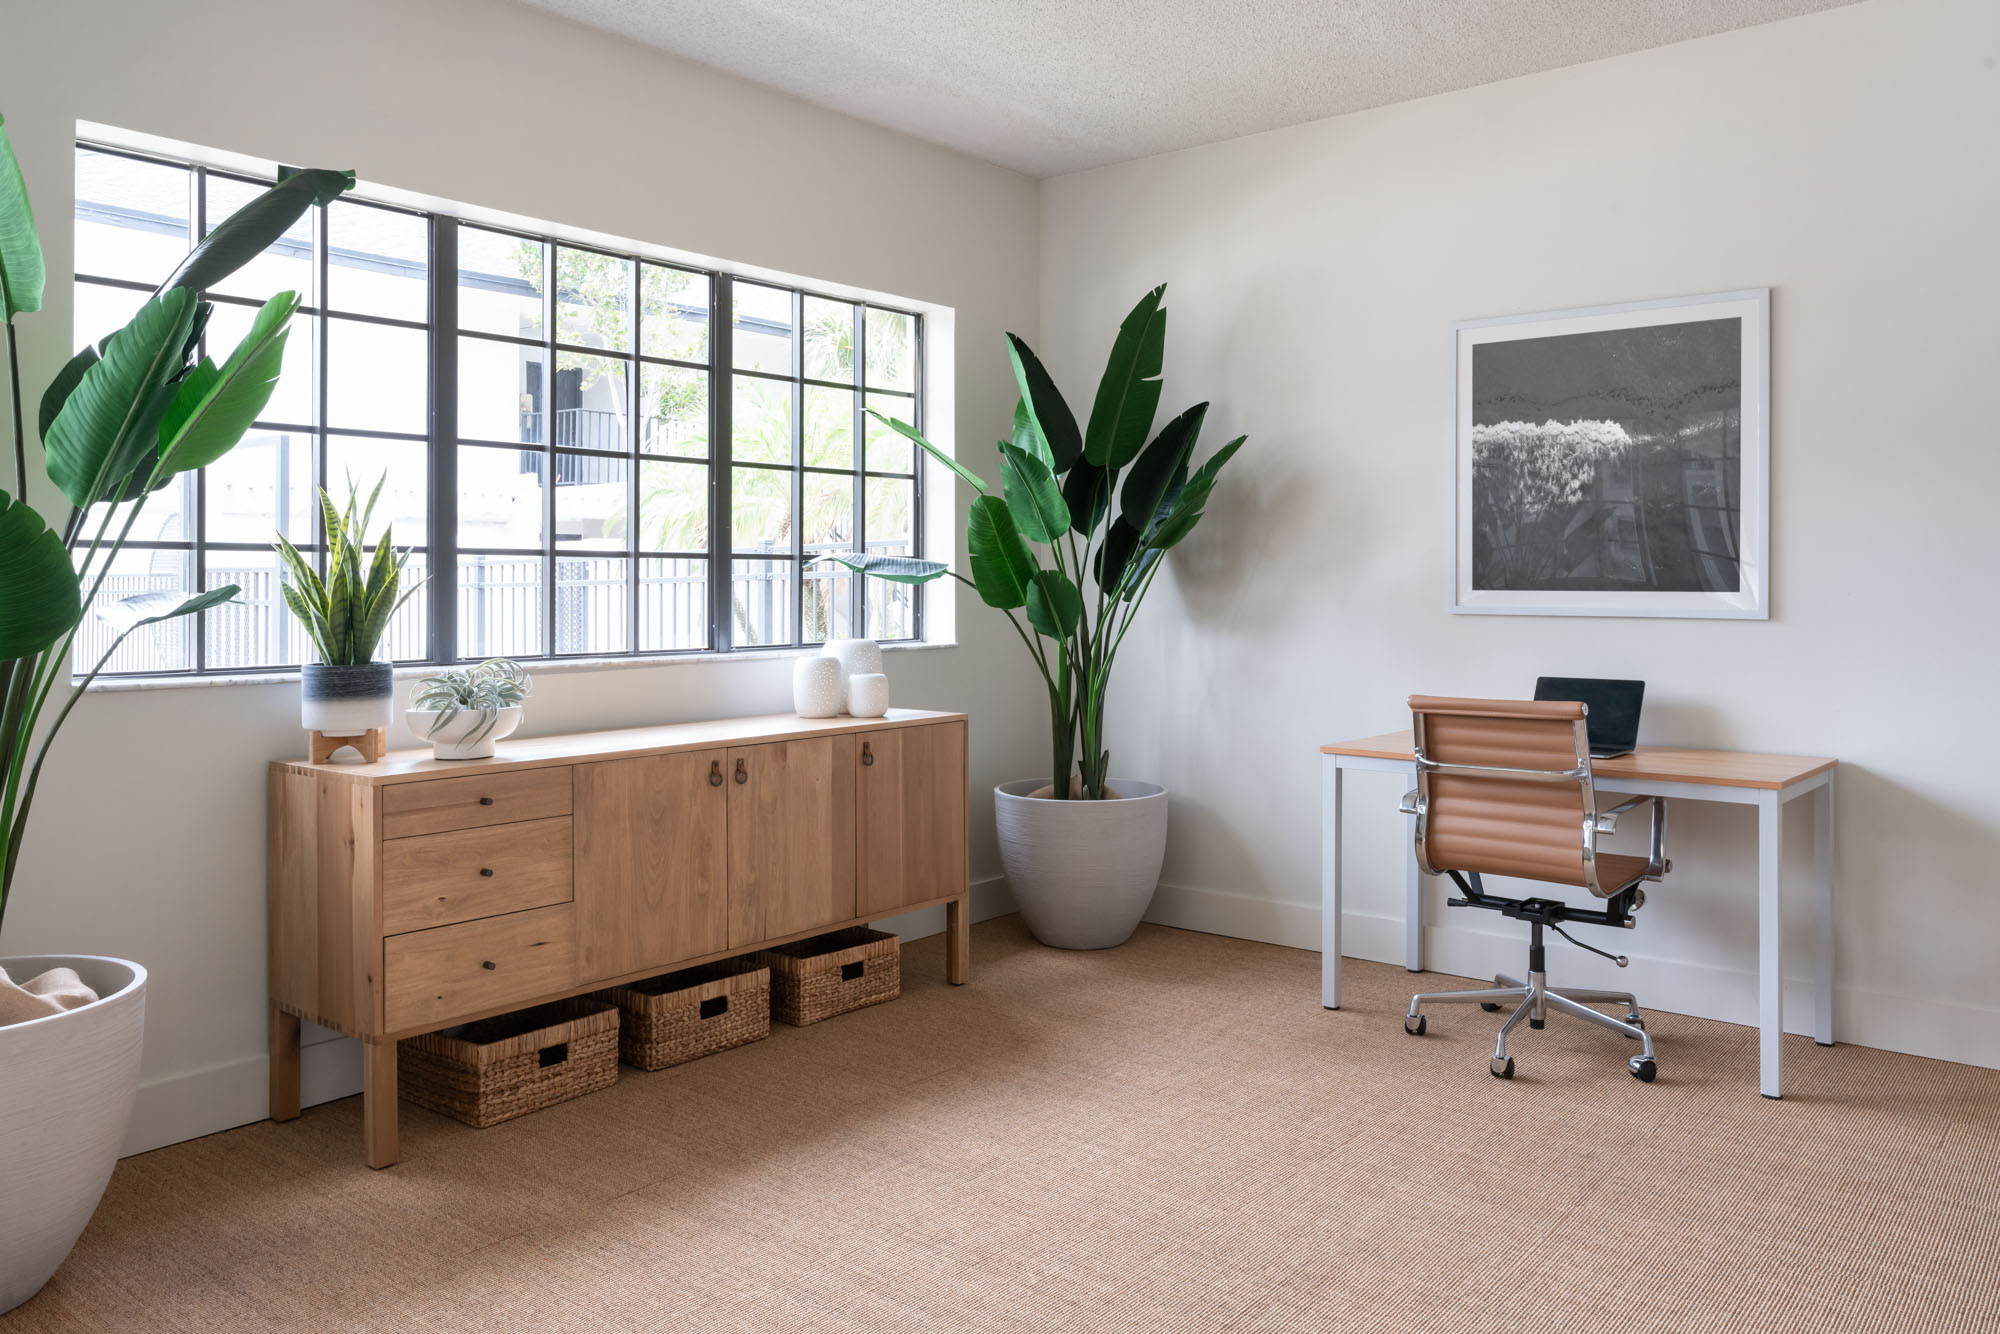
699;995;729;1020
709;760;723;787
478;796;494;806
538;1042;568;1068
841;961;865;982
479;867;494;877
861;741;874;767
481;960;497;971
734;758;748;785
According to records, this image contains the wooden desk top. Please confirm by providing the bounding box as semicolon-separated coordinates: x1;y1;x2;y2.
277;708;967;785
1321;729;1836;791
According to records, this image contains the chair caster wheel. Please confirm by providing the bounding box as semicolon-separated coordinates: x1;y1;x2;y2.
1480;1002;1501;1012
1490;1056;1515;1080
1404;1014;1427;1036
1630;1057;1657;1083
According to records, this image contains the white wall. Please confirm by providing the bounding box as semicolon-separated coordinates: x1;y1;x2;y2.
1041;0;2000;1067
2;0;1044;1152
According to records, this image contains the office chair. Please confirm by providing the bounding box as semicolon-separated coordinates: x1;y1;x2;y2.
1398;696;1670;1082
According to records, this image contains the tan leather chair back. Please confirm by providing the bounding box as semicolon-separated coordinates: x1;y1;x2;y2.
1409;696;1597;889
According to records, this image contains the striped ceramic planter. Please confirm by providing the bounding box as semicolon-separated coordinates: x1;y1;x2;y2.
301;662;393;736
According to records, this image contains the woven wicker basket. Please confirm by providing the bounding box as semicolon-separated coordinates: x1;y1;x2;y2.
604;960;771;1071
756;928;900;1026
399;997;619;1128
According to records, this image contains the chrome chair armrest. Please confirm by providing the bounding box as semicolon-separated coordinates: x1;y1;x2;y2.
1399;789;1423;816
1594;794;1669;878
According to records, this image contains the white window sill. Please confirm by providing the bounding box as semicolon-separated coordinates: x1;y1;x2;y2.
80;638;958;693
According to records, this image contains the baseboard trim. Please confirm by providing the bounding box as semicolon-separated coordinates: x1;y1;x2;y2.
1143;881;2000;1072
119;876;1017;1159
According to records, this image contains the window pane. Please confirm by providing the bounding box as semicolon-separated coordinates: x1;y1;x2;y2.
78;545;194;675
865;393;915;471
204;429;315;545
730;559;792;646
556;555;629;654
328;200;427;323
802;469;856;641
803;563;853;645
372;550;429;662
327;317;426;434
638;460;708;553
204;553;306;670
732;466;792;553
459;228;544;340
732;282;792;374
803;297;854;383
867;576;915;642
866;476;915;552
554;453;627;551
73;281;148;352
208;299;315;426
552;353;628;452
83;472;194;551
202;174;312;302
803;385;855;469
641;265;709;362
459;336;546;444
324;437;429;546
640;557;706;651
555;248;632;353
459;444;546;551
640;365;707;457
73;149;188;284
732;375;791;465
459;552;544;659
804;472;853;551
865;308;915;391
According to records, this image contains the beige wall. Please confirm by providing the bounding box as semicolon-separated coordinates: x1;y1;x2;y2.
2;0;1044;1150
1040;0;2000;1066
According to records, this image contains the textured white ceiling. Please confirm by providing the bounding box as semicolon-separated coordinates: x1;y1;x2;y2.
510;0;1860;177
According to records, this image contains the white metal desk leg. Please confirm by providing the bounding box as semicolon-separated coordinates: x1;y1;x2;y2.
1758;790;1785;1098
1405;779;1423;973
1322;757;1343;1010
1813;772;1835;1046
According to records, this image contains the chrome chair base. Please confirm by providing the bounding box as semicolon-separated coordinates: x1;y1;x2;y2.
1406;971;1658;1082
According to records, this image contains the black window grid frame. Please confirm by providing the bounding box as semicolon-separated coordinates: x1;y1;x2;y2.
68;139;926;679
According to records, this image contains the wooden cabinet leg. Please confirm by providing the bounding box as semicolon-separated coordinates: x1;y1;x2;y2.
362;1039;400;1169
269;1006;302;1122
946;894;970;985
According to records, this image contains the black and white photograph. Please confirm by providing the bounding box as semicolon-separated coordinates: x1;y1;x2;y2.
1452;290;1769;618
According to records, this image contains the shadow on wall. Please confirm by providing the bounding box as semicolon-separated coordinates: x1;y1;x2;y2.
1166;445;1324;633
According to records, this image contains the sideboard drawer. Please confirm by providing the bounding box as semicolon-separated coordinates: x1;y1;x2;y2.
383;905;576;1032
382;767;573;839
382;817;574;934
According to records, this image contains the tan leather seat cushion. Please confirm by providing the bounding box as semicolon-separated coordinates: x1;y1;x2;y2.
1594;853;1653;894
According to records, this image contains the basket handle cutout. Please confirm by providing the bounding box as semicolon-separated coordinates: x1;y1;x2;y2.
538;1042;569;1068
699;995;729;1020
841;961;865;982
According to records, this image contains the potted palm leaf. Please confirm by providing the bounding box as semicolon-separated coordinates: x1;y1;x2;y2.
273;476;418;755
0;110;352;1311
408;658;532;759
819;285;1243;949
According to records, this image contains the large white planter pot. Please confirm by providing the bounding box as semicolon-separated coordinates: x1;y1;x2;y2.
406;705;524;760
994;779;1169;950
0;955;147;1315
301;661;393;735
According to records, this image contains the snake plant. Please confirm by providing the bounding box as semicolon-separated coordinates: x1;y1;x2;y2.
816;285;1243;800
0;110;353;934
411;658;532;744
273;475;418;665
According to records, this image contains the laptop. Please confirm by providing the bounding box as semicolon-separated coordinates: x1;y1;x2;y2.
1534;677;1645;759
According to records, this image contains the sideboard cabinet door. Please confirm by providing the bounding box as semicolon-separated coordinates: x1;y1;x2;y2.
726;736;857;946
574;750;729;980
857;721;969;917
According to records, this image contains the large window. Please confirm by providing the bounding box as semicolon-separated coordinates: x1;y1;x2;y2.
70;141;925;677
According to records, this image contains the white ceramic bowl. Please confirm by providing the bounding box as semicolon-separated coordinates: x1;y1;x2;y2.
406;705;524;760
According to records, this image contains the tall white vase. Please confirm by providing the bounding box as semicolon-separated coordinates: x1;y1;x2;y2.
821;639;884;711
793;656;844;718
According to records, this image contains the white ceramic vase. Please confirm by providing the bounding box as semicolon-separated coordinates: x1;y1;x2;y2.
301;662;393;736
847;672;889;718
0;955;147;1314
821;639;884;708
994;779;1170;949
793;656;844;718
406;705;524;760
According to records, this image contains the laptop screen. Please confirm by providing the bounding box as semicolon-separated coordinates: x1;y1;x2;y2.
1533;677;1645;755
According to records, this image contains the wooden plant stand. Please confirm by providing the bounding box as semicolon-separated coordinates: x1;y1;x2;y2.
310;728;387;764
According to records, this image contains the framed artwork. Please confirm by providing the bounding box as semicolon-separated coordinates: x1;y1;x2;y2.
1451;288;1769;618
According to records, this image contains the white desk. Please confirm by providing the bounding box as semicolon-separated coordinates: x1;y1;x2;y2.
1320;731;1837;1098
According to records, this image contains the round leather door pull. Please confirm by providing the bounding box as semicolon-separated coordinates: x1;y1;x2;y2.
861;742;874;767
709;761;724;787
734;759;748;784
481;960;497;971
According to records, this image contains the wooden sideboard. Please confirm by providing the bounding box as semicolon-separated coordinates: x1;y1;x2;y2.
268;708;970;1167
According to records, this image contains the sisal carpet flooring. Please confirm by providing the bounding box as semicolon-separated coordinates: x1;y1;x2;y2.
6;917;1999;1332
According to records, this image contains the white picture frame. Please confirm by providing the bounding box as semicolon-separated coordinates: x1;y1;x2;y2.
1450;288;1770;619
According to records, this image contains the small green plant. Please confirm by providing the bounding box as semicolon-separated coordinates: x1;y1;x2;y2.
273;475;418;665
411;658;531;744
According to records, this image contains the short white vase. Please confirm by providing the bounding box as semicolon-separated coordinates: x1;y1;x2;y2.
847;672;889;718
821;639;884;709
405;705;524;760
793;656;844;718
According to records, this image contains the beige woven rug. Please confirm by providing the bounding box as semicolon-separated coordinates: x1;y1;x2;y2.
7;917;1997;1332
